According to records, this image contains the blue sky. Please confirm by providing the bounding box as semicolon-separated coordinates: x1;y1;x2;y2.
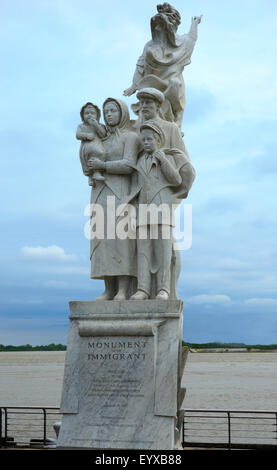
0;0;277;345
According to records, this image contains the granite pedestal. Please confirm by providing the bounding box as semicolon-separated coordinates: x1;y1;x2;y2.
57;300;186;450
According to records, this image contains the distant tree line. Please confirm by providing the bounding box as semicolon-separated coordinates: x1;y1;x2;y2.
183;342;277;350
1;342;277;352
0;343;67;351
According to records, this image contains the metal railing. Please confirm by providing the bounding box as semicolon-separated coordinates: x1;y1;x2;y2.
0;407;61;448
1;407;277;449
182;409;277;450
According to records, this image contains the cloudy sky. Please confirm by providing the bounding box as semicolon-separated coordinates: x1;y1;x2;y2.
0;0;277;345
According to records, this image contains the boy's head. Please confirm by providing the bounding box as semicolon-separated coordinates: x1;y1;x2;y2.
140;121;165;154
80;102;101;124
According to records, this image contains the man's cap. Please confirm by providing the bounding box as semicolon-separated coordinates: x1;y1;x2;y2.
136;87;165;105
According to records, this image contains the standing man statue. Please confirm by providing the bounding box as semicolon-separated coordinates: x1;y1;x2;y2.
123;3;202;128
134;87;188;156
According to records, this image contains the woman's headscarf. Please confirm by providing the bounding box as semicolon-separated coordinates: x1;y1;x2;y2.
103;98;132;135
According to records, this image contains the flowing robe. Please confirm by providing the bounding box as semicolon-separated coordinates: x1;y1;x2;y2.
131;30;198;127
89;99;140;279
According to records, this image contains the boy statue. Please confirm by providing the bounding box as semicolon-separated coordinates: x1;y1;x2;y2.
130;121;195;300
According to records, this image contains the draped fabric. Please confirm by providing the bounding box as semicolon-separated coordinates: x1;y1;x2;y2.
90;98;140;279
132;33;197;126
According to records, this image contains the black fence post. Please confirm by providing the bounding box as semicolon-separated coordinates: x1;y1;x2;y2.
43;408;47;445
182;411;185;448
0;408;2;447
227;411;231;450
4;408;8;447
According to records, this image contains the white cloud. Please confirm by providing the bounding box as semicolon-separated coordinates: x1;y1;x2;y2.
244;298;277;309
21;245;77;263
187;294;231;305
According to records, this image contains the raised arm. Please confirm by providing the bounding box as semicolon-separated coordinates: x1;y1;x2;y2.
188;15;203;42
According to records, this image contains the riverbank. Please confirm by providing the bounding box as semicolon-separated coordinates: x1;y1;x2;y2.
189;348;277;353
1;342;277;353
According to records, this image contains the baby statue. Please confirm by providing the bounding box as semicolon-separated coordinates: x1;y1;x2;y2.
76;102;107;186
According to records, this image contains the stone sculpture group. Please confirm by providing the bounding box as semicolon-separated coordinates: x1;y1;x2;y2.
77;3;201;302
57;3;202;450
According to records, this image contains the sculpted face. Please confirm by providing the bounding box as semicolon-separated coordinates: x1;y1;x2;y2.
83;105;98;124
139;97;159;120
104;101;121;127
141;128;160;154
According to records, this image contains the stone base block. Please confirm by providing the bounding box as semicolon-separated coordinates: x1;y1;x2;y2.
57;300;185;450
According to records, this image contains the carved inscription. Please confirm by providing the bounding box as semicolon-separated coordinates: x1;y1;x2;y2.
79;336;154;421
87;340;147;361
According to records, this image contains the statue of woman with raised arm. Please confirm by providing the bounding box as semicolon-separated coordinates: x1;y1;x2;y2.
123;3;202;128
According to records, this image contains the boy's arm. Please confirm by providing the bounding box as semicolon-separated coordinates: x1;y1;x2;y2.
155;151;182;186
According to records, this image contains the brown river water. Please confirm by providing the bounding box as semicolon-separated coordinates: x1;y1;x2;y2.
0;351;276;447
0;351;276;410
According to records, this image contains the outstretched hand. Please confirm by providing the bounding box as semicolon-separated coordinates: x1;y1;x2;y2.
192;15;203;24
123;84;137;97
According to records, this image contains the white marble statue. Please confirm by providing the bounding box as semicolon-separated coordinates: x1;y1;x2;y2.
77;4;198;301
129;120;195;300
124;3;202;128
76;102;107;187
134;87;189;156
86;98;140;300
59;4;201;451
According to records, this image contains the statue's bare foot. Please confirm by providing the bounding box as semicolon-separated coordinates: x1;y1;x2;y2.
113;290;127;301
156;290;169;300
94;292;113;301
130;290;149;300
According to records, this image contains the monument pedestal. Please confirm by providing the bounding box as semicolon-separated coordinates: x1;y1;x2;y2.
57;300;186;450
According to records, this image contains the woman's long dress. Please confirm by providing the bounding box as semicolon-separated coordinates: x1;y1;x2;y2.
90;117;140;279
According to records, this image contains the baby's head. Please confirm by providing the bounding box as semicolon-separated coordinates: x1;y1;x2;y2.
80;102;101;124
140;121;165;154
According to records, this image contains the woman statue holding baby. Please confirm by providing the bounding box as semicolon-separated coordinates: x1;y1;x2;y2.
85;98;140;301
